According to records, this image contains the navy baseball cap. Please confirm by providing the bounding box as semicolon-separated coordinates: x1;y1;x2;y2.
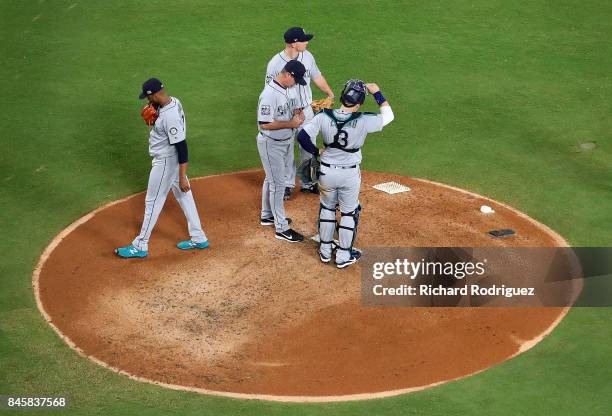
284;27;313;43
284;60;307;86
139;78;164;99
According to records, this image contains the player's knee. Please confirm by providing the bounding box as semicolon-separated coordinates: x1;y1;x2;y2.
319;202;337;220
340;204;361;226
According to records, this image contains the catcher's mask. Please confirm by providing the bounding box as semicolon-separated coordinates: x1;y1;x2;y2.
340;79;367;107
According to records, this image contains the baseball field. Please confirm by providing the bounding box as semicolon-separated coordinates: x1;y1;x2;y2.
2;0;612;415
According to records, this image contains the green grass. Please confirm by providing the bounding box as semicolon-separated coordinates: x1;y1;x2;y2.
1;0;611;414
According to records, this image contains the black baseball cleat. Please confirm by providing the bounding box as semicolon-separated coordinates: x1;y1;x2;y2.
336;249;362;269
300;183;319;194
284;187;293;200
275;228;304;243
260;217;292;226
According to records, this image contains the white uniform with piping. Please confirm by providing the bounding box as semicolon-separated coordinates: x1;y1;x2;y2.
256;80;300;232
132;97;207;251
301;109;388;263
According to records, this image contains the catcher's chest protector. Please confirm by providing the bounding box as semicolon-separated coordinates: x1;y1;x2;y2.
322;109;363;153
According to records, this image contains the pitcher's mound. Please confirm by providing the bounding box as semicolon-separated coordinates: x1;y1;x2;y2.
35;170;574;402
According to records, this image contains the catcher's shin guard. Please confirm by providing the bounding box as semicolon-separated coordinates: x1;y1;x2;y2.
318;203;337;258
337;204;361;259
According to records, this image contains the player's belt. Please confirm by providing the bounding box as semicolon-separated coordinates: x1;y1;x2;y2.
258;131;293;141
320;162;358;169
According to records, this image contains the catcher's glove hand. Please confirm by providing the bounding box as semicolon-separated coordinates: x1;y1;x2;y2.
140;104;158;127
311;97;334;113
298;155;321;185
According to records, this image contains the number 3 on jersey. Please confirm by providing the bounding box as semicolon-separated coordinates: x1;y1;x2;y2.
333;129;349;148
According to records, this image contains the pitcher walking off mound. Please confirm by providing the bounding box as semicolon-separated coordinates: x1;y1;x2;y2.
115;78;208;258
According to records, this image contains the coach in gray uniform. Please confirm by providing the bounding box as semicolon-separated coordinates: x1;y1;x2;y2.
257;60;307;243
265;27;335;198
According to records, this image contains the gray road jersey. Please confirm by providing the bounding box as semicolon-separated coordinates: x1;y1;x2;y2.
265;50;321;109
148;97;186;157
302;110;384;165
257;80;300;140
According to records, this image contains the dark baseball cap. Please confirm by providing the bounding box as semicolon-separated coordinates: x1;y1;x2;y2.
284;27;314;43
284;60;307;86
139;78;164;99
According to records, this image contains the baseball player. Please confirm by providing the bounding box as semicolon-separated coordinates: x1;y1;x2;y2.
265;27;335;199
115;78;208;258
257;60;307;243
297;80;394;268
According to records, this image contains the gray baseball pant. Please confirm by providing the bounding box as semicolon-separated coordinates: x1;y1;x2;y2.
318;164;361;263
257;133;291;233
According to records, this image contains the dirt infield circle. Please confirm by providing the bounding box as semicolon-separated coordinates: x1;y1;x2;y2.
34;170;573;402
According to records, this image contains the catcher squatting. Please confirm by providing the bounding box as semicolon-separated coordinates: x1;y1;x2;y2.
115;27;394;270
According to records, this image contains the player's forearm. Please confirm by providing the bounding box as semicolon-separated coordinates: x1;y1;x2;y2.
313;75;334;98
380;106;394;126
177;140;188;176
371;89;394;126
179;162;188;177
297;130;318;156
372;90;389;108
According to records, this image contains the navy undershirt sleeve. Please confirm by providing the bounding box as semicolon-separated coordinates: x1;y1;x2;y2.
297;129;318;156
173;140;189;164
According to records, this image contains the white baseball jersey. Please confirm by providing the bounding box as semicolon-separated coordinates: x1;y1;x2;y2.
302;110;384;165
265;50;321;109
257;80;300;141
148;97;186;157
131;96;206;252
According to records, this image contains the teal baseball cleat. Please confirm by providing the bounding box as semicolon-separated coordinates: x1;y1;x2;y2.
115;244;148;258
176;240;209;250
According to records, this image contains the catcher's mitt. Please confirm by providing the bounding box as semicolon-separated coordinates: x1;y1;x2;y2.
140;104;158;127
298;156;321;185
311;97;334;113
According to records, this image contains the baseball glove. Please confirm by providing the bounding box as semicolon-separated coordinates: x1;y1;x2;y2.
140;104;158;127
311;97;334;113
298;156;321;185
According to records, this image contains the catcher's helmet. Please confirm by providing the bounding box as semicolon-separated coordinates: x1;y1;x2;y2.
340;79;367;107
